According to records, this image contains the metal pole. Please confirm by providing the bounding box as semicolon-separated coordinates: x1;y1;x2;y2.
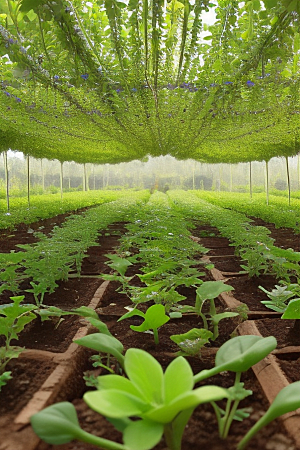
265;160;269;206
286;156;291;206
3;151;9;212
27;155;30;208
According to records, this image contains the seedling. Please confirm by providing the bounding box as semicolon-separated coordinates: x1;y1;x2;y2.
259;281;300;313
170;328;213;356
118;304;170;345
0;296;36;389
31;348;228;450
30;335;300;450
172;281;238;340
74;331;125;372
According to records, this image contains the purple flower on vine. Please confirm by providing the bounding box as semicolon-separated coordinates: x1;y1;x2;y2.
246;80;255;87
224;81;233;85
4;91;10;96
81;74;89;80
132;88;137;92
8;38;14;44
53;75;59;80
15;97;21;102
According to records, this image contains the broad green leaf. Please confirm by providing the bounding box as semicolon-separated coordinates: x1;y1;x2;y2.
164;357;193;403
194;335;277;383
86;317;113;336
215;335;277;373
105;254;132;276
98;374;142;398
30;402;82;444
130;304;169;332
31;402;129;449
74;334;124;366
210;312;239;325
281;298;300;319
123;419;164;450
118;308;145;322
145;386;228;423
84;389;148;417
0;371;12;391
125;349;164;404
170;328;213;345
196;281;234;300
71;306;99;320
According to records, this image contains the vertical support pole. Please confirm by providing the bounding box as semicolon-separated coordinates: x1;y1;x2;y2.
85;164;89;190
229;164;233;192
297;153;300;190
286;156;291;206
41;159;45;192
265;160;269;206
192;164;195;190
27;154;30;208
60;161;63;200
83;164;86;191
249;161;252;199
3;151;10;212
106;164;109;188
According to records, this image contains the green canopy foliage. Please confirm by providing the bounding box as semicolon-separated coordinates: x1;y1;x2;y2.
0;0;299;164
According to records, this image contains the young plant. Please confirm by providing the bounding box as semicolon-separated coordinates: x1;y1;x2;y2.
0;296;36;390
74;329;125;372
0;251;26;294
31;335;297;450
100;253;133;297
259;281;300;313
173;281;238;340
118;304;170;345
170;328;213;356
31;348;228;450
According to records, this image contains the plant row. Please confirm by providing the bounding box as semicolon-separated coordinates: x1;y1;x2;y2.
0;191;150;389
193;191;300;233
169;191;300;282
0;189;140;230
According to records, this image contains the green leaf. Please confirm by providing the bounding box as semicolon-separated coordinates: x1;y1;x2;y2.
0;371;12;391
215;335;277;373
71;306;99;320
84;389;148;417
238;381;300;450
105;254;132;277
20;0;46;13
210;312;239;325
74;334;124;366
118;308;145;322
164;357;194;403
196;281;234;300
145;386;228;423
281;298;300;319
31;402;82;445
130;304;169;332
125;348;164;404
123;419;164;450
86;317;113;336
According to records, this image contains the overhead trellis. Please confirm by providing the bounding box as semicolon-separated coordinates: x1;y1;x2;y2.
0;0;299;164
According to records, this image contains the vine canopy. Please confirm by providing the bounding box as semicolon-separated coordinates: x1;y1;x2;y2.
0;0;299;164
